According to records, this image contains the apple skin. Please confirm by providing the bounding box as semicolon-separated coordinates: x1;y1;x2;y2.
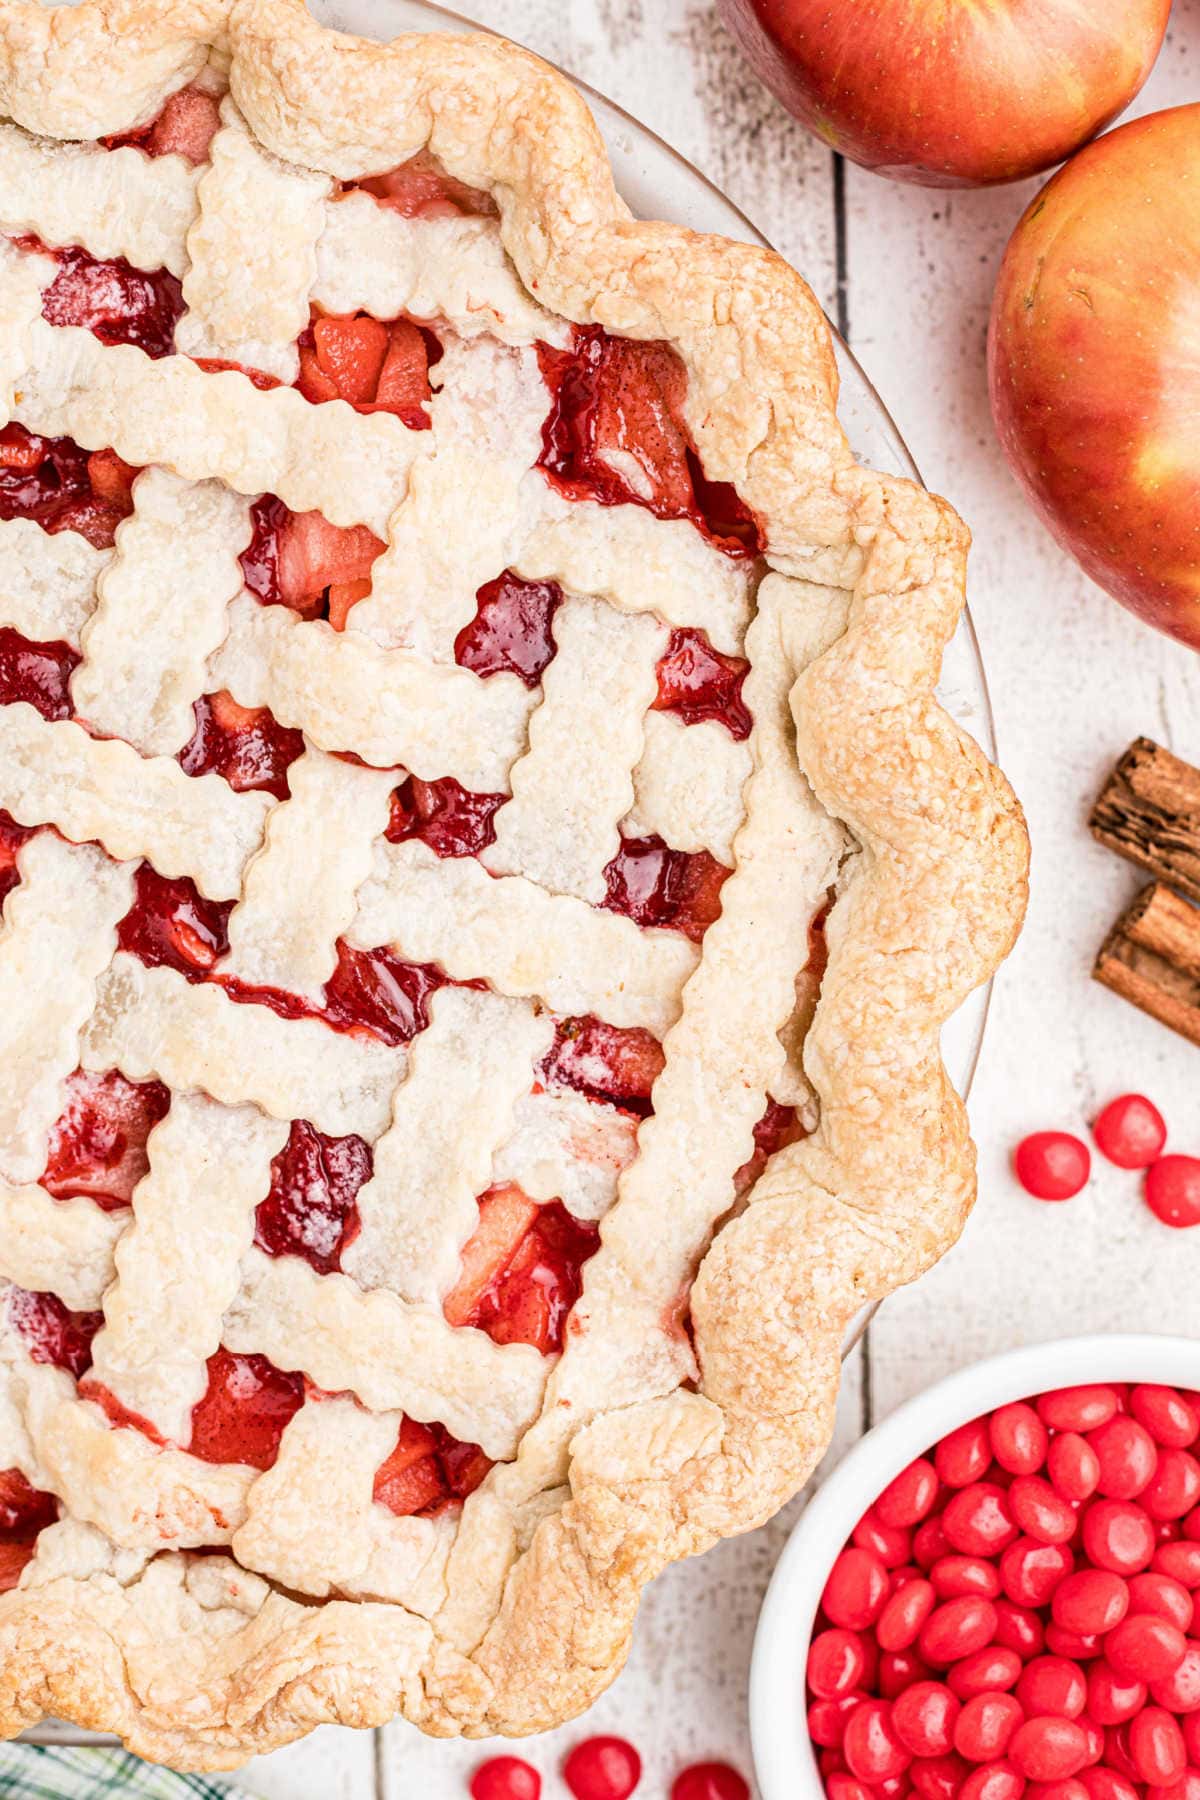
989;105;1200;651
718;0;1170;188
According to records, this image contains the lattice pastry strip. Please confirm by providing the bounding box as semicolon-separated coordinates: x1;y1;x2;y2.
349;838;697;1036
0;1184;126;1310
491;577;851;1509
222;750;396;1001
483;598;666;903
209;593;534;790
222;1251;547;1461
232;1395;457;1608
490;1088;638;1224
71;466;253;755
81;954;406;1140
513;483;754;656
343;986;554;1303
0;517;107;648
177;96;332;383
3;1347;255;1550
0;124;200;277
9;313;422;534
626;710;753;865
88;1093;289;1443
351;337;549;658
313;202;565;348
0;705;272;900
0;833;134;1184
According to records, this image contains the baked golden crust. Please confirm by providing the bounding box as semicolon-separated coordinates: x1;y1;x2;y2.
0;0;1028;1766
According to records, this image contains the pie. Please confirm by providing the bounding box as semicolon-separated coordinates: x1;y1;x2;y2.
0;0;1028;1769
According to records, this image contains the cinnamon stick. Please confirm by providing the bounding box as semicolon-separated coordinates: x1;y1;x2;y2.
1094;882;1200;1047
1090;737;1200;902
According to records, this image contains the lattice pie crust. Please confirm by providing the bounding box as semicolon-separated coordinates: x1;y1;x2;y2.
0;0;1028;1768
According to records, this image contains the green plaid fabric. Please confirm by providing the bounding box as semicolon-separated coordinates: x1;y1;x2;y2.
0;1744;253;1797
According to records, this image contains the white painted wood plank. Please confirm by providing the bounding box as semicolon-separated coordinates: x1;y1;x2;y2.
239;1724;378;1800
840;14;1200;1421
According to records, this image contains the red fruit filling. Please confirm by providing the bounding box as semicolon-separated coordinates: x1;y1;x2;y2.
13;235;184;359
455;571;563;687
186;1349;305;1470
102;84;222;164
809;1382;1200;1800
0;810;34;907
8;1287;102;1378
373;1415;492;1518
0;627;78;721
601;833;730;943
240;494;386;626
540;1016;665;1117
178;690;305;800
117;864;233;979
386;775;506;858
347;150;497;220
0;423;138;548
653;627;753;740
537;326;761;557
443;1184;599;1356
41;1068;171;1211
0;1468;59;1594
117;864;446;1046
253;1120;372;1275
297;313;441;429
733;1099;807;1197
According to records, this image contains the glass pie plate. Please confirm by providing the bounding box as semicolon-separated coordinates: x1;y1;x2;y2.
25;0;996;1754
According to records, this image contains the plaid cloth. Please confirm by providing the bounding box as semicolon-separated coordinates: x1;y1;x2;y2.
0;1744;254;1797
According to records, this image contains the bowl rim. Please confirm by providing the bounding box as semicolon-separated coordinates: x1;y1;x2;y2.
749;1332;1200;1800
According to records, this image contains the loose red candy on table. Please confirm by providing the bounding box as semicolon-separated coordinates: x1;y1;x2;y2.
1015;1132;1091;1201
670;1763;749;1800
1145;1158;1200;1230
1093;1095;1168;1169
470;1758;541;1800
562;1737;642;1800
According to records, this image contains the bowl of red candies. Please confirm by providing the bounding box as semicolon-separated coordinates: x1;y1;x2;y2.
750;1336;1200;1800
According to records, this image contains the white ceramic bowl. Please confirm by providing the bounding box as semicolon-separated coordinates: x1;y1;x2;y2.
750;1333;1200;1800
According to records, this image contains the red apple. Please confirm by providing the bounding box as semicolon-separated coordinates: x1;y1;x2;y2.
718;0;1170;188
989;104;1200;651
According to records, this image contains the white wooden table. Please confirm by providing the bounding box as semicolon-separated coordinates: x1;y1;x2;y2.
224;4;1200;1795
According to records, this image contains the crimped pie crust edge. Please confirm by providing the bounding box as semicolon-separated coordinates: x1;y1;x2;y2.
0;0;1029;1766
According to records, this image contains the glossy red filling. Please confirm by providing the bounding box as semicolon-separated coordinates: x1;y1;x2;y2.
385;775;505;858
443;1184;599;1356
0;810;33;908
455;571;563;687
347;150;498;220
41;1069;171;1212
537;326;762;557
178;690;305;800
733;1099;807;1198
240;494;385;627
8;1287;102;1379
13;234;184;360
654;627;753;741
0;423;137;549
602;834;730;943
254;1120;372;1275
186;1349;305;1470
0;1468;59;1593
102;85;222;164
116;863;446;1047
373;1415;492;1518
297;313;441;429
540;1016;665;1117
0;627;78;721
